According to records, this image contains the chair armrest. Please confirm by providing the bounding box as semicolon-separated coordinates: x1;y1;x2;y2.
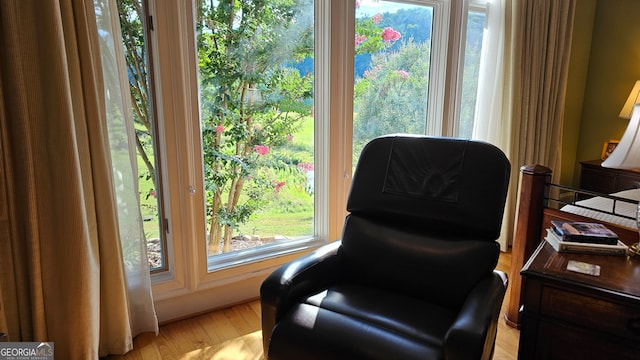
444;270;508;360
260;240;343;355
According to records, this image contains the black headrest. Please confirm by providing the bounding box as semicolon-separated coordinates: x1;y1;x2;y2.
346;135;510;240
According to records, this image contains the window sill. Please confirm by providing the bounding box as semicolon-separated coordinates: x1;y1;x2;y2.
207;236;327;273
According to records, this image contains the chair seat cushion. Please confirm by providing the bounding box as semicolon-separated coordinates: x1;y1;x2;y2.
268;284;457;360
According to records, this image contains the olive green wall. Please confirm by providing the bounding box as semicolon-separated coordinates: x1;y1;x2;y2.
562;0;596;186
570;0;640;185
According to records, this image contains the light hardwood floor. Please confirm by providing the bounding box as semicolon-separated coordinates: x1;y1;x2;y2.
106;252;519;360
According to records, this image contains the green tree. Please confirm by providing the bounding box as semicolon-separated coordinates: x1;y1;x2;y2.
117;0;314;255
197;0;314;254
353;39;430;162
116;0;156;195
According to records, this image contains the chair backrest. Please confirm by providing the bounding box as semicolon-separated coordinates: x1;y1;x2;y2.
340;135;510;309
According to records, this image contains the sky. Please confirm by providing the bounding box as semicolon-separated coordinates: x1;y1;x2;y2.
357;0;418;16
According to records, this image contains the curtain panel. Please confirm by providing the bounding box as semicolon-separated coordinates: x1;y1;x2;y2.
473;0;512;250
0;0;156;358
511;0;576;177
473;0;576;249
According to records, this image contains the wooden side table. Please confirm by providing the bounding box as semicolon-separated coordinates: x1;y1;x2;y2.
518;242;640;359
580;159;640;193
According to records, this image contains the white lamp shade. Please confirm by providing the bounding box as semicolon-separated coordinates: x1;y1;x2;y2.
619;80;640;119
602;103;640;168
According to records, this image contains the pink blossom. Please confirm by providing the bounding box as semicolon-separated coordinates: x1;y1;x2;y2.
394;70;409;80
215;125;224;134
355;34;367;47
273;180;286;193
298;162;314;173
372;14;382;24
381;27;401;42
149;190;157;198
254;145;269;155
287;134;294;142
356;0;362;9
363;64;382;80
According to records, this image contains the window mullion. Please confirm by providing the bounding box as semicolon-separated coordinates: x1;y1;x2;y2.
329;0;355;241
148;0;203;293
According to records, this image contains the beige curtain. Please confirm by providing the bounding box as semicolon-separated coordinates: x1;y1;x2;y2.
510;0;575;176
474;0;576;248
0;0;156;358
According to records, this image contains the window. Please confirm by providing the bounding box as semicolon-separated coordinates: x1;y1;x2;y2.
353;0;487;163
353;1;434;162
196;1;317;262
116;0;491;321
116;0;167;271
143;1;329;315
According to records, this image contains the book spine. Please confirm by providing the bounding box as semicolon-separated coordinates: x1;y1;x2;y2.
557;243;627;256
560;235;619;246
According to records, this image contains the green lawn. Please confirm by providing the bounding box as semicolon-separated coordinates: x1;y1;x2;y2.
138;155;161;241
136;116;315;243
236;116;314;238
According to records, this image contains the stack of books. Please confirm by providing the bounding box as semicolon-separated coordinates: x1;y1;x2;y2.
544;220;628;256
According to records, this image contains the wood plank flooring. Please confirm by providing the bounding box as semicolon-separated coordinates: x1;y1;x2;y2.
106;251;519;360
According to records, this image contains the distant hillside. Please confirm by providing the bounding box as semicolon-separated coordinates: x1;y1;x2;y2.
290;7;484;83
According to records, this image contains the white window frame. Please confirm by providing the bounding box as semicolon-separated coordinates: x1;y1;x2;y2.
147;0;337;322
422;0;453;136
448;0;487;136
143;0;483;322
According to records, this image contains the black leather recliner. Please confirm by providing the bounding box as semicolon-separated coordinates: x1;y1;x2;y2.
260;135;510;360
